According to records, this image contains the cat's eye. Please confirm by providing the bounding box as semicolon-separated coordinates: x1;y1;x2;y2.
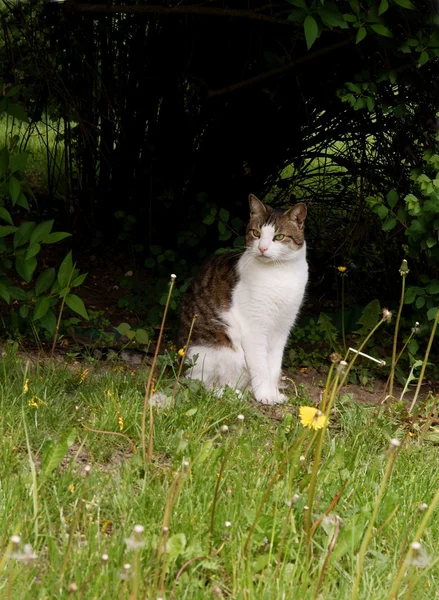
273;234;285;241
251;229;261;238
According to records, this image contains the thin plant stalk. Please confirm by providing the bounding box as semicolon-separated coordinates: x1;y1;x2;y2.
389;261;408;398
209;440;234;553
141;274;176;463
387;486;439;600
408;306;439;414
170;313;198;409
352;441;402;600
51;263;76;356
305;369;340;541
341;274;347;354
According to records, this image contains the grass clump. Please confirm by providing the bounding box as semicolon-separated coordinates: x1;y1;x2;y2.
0;334;439;599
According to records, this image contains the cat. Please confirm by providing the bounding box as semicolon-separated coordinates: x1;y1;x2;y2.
178;194;308;405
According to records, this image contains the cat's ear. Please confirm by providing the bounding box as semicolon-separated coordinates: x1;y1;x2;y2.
284;203;307;229
248;194;269;220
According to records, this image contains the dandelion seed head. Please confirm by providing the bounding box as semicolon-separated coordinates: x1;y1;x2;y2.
329;352;342;364
237;414;245;422
419;503;428;512
292;494;300;503
220;425;229;434
102;553;109;562
411;542;421;551
124;563;131;570
225;521;231;528
162;526;169;534
134;524;144;534
170;274;177;280
299;455;306;462
382;308;393;322
390;438;401;448
304;505;309;511
68;582;78;592
10;535;21;545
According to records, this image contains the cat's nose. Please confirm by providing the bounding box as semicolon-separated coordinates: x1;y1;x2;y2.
259;246;268;254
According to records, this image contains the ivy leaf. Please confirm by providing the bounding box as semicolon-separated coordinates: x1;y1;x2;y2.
304;15;319;50
356;27;366;44
370;23;393;37
65;294;89;320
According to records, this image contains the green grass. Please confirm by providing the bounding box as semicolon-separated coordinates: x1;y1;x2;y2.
0;342;438;599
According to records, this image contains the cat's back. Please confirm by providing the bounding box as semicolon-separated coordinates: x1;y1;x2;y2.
178;251;241;347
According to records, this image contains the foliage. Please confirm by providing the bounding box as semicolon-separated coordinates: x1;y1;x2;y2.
0;100;88;336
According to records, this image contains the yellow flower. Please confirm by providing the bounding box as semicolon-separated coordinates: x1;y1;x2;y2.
337;266;347;273
106;389;113;399
118;414;124;431
28;397;39;409
178;348;185;357
299;406;328;430
131;370;136;376
69;483;75;494
23;378;29;394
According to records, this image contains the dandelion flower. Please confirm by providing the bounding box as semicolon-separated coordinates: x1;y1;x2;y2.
23;379;29;394
337;266;347;273
410;541;430;568
178;348;186;357
299;406;328;430
118;414;124;431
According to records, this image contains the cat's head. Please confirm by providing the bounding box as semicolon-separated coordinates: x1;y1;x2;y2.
245;194;307;262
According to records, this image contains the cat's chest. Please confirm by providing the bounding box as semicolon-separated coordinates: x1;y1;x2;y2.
232;260;308;316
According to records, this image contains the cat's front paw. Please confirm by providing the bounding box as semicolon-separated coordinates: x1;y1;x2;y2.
254;388;288;405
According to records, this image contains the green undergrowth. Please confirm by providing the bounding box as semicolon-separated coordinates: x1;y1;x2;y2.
0;346;438;599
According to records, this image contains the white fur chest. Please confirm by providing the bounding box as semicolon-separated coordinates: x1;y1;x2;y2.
229;246;308;331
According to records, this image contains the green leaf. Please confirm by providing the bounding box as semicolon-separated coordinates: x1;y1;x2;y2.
0;282;10;304
25;242;41;261
30;220;54;245
378;0;389;15
386;189;399;208
219;208;230;222
370;23;393;37
376;204;389;219
304;15;319;50
355;299;381;337
41;439;69;478
15;256;37;283
427;282;439;295
6;103;28;123
203;214;215;225
317;7;348;29
57;251;74;288
185;407;198;417
14;221;36;248
35;268;56;296
116;322;132;336
0;206;13;225
382;217;397;231
356;27;366;44
16;193;29;210
405;286;423;304
9;176;21;205
166;533;187;561
42;231;71;244
418;51;429;67
0;225;17;238
426;237;437;248
366;96;375;111
394;0;415;8
135;328;149;345
33;296;50;321
71;273;87;288
427;307;438;321
39;309;57;335
19;304;29;319
65;294;89;320
287;0;306;6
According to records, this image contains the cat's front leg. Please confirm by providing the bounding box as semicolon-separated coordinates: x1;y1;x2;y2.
267;329;290;403
242;334;285;405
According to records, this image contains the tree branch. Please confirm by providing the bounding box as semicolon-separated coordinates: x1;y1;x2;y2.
66;3;295;26
207;36;354;98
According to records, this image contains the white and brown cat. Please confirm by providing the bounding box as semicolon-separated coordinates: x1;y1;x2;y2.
178;194;308;405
